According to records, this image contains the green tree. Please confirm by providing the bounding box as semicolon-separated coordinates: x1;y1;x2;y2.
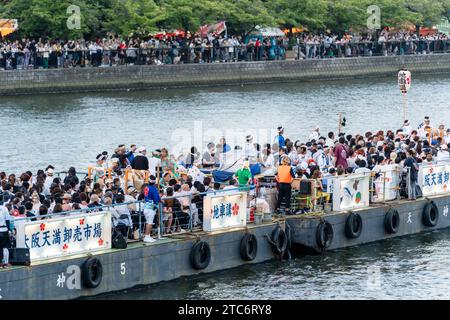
265;0;328;32
405;0;450;27
101;0;162;37
157;0;225;37
222;0;276;37
0;0;99;39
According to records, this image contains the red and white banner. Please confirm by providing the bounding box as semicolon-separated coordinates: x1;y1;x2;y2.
200;21;227;37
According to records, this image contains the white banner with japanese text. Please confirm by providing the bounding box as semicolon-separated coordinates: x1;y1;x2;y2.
16;212;111;263
203;192;247;232
418;163;450;196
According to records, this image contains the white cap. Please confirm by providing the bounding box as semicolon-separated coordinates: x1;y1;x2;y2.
137;147;146;153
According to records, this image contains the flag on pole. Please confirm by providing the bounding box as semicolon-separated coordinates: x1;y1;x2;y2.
200;21;227;38
0;19;18;37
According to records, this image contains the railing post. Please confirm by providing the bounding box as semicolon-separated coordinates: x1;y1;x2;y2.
158;202;163;239
406;167;411;200
188;194;193;232
138;200;142;241
382;171;387;202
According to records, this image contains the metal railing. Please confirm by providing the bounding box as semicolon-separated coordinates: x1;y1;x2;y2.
2;38;450;70
256;166;418;214
293;38;450;60
9;185;256;244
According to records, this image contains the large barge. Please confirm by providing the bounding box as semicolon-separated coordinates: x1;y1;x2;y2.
285;162;450;253
0;220;286;300
286;194;450;253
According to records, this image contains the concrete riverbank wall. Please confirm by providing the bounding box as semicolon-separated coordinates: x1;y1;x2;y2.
1;54;450;96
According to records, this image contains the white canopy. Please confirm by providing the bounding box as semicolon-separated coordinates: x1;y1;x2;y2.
253;26;285;37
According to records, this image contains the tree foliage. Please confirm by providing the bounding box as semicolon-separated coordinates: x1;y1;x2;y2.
1;0;450;39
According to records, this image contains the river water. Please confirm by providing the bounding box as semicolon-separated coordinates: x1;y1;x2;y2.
2;74;450;174
99;229;450;300
3;74;450;299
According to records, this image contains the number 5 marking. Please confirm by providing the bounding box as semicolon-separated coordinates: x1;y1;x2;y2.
120;262;126;275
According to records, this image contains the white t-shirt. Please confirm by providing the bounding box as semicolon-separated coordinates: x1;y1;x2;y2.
309;131;320;141
43;176;54;196
148;157;162;176
0;205;11;232
262;154;275;175
445;135;450;145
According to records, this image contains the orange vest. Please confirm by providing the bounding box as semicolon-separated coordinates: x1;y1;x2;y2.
278;165;293;184
425;127;432;144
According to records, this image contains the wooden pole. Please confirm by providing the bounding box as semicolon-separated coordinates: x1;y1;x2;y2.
156;166;161;193
403;93;407;124
338;112;342;134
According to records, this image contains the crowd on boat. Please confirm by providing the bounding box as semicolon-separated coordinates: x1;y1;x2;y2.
1;116;450;267
1;29;450;70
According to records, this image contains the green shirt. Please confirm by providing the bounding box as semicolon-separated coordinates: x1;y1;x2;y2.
235;168;252;185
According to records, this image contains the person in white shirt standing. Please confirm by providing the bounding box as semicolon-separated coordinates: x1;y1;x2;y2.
43;167;55;196
148;150;162;177
0;197;12;268
401;120;412;136
445;129;450;145
309;126;320;141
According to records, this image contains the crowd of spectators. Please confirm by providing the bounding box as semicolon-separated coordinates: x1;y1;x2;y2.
2;29;450;70
0;34;288;70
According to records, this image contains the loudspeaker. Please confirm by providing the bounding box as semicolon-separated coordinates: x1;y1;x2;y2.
300;180;312;195
8;248;31;266
112;230;127;249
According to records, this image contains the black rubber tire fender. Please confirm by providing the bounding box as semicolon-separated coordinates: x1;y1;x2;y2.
316;221;334;249
82;257;103;289
384;208;400;234
278;229;288;254
270;225;282;254
285;223;292;251
345;212;363;239
423;201;439;227
270;225;288;255
240;233;258;261
190;241;211;270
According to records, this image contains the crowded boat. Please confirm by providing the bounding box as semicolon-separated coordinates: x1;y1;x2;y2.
1;115;450;268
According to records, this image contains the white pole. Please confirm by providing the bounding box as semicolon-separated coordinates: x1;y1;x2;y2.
403;93;408;123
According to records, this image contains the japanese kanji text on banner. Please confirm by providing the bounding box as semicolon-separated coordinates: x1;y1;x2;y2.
203;192;247;232
15;212;112;263
418;163;450;196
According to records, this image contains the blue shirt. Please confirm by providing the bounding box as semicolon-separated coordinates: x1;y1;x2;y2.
223;144;231;153
126;151;135;164
144;185;161;204
277;135;286;148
